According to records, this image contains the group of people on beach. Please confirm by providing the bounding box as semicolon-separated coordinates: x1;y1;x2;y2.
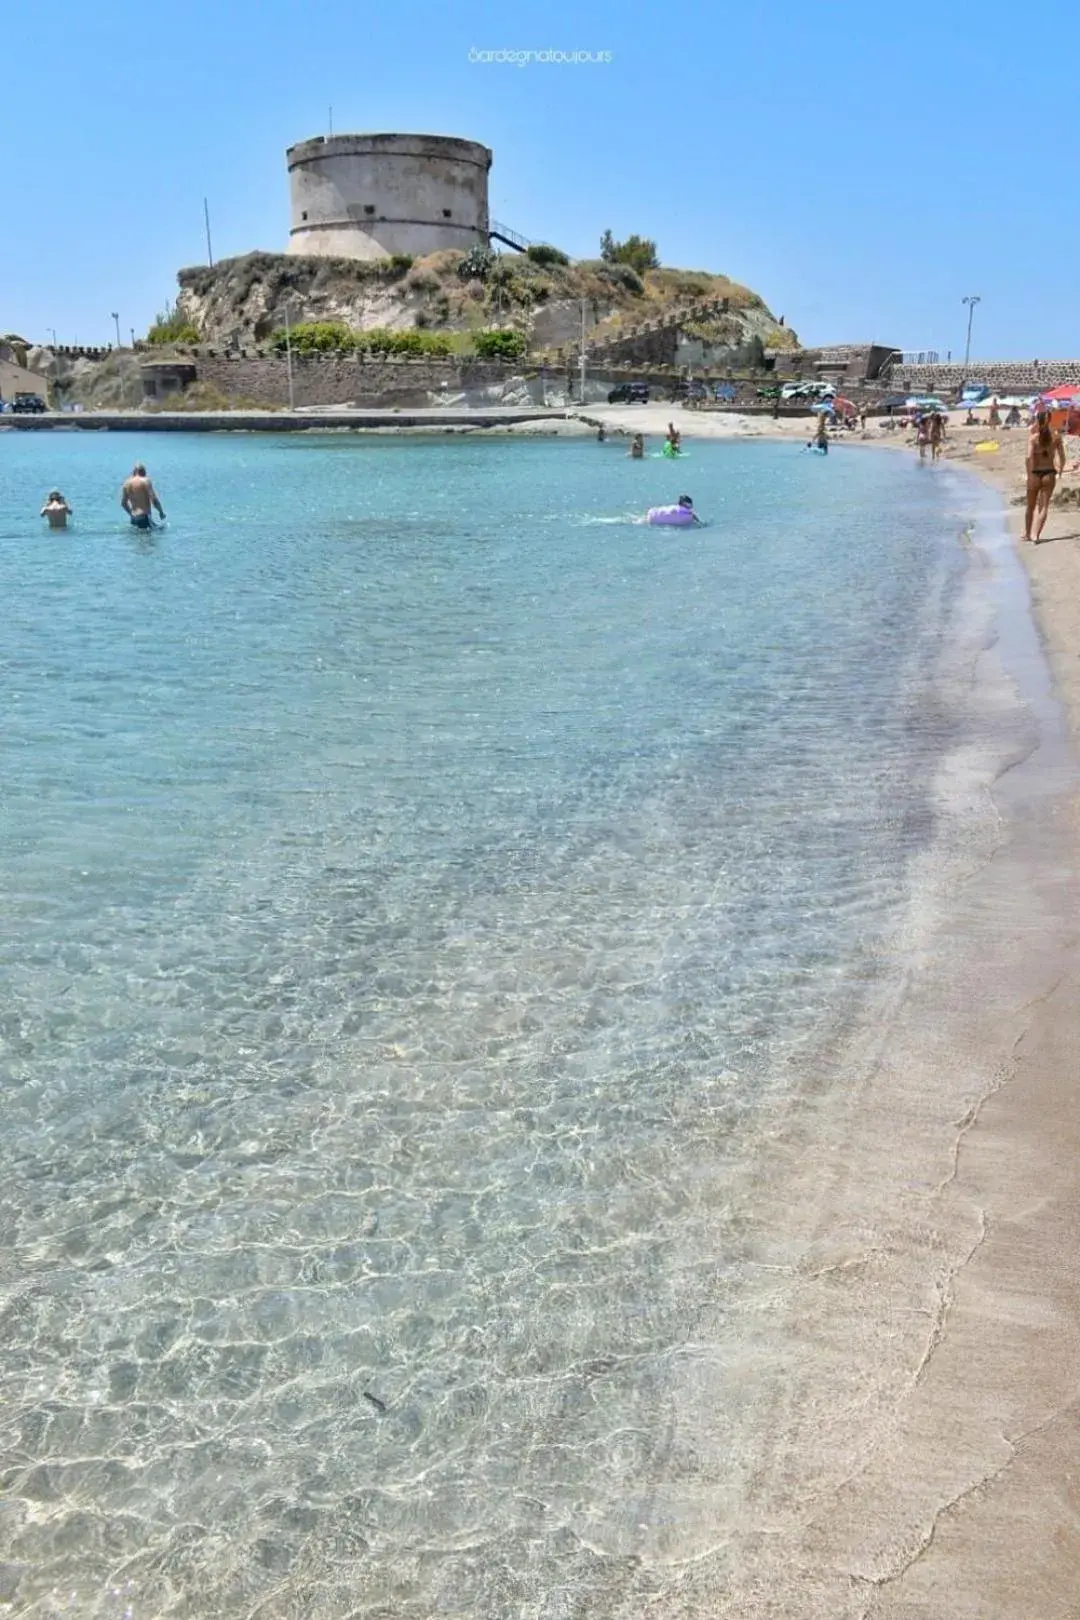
606;423;683;460
40;465;166;531
963;401;1023;430
914;411;947;463
910;400;1066;544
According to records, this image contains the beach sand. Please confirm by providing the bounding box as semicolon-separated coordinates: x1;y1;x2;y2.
588;403;1080;1614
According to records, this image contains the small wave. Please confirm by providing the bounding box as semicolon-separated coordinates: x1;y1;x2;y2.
576;514;643;526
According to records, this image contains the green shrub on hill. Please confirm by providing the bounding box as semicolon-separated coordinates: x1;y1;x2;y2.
601;263;644;294
457;246;494;282
272;320;356;353
526;243;570;267
146;308;202;345
474;329;526;360
600;230;660;274
271;322;463;358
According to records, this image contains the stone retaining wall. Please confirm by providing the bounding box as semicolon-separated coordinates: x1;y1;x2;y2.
191;353;523;408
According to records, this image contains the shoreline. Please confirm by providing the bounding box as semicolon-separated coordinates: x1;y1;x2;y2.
709;469;1080;1615
613;415;1080;1611
580;403;1080;1609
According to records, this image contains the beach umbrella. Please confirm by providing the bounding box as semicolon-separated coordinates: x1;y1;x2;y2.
1040;383;1080;402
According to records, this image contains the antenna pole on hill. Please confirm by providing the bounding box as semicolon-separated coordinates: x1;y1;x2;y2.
284;304;295;411
204;198;214;268
329;106;333;136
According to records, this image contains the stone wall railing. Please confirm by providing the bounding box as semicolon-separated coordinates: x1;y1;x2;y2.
892;359;1080;392
53;345;113;360
540;295;735;369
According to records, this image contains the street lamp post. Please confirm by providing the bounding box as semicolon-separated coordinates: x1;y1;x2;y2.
48;327;57;348
962;295;981;379
112;312;122;350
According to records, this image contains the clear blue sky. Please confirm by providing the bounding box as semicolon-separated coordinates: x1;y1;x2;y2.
5;0;1070;358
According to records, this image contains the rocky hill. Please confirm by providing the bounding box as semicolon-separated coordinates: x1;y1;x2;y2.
171;249;796;356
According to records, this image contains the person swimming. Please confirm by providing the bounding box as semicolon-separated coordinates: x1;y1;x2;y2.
629;433;645;459
646;494;701;527
40;490;72;529
120;463;166;529
663;422;683;457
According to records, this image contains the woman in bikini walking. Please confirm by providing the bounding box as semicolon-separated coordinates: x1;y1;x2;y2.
1024;406;1065;542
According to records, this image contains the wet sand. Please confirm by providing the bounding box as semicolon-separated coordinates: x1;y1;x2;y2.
591;404;1080;1614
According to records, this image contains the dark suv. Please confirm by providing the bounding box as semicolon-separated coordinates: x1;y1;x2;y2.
12;392;47;413
607;382;649;404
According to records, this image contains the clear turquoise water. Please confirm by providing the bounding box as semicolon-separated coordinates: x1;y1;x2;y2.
0;432;1000;1616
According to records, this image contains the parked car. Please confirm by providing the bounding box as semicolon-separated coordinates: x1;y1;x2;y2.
12;392;47;413
607;382;649;404
781;381;835;402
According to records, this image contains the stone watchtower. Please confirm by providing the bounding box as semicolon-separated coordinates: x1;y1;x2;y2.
286;132;492;261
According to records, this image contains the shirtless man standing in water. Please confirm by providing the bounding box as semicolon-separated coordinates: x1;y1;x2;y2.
120;463;166;529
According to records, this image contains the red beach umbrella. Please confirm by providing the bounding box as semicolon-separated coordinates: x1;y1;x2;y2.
1040;383;1080;402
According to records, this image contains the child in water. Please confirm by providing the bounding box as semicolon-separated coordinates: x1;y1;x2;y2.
629;433;645;459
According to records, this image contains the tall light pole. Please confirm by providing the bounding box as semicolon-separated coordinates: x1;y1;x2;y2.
579;297;587;405
962;295;981;377
203;197;214;267
48;327;57;348
112;312;122;350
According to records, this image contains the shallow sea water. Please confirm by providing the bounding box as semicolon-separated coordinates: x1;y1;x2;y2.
0;433;1019;1616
